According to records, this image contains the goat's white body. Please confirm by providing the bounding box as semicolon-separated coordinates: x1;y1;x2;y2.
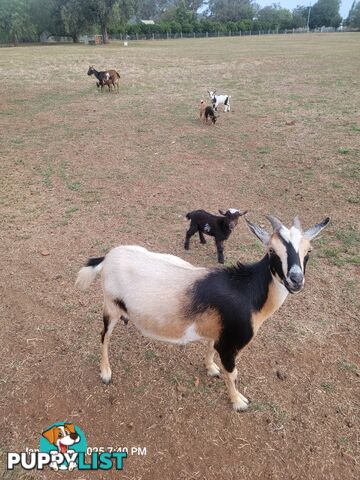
101;246;207;344
209;92;231;112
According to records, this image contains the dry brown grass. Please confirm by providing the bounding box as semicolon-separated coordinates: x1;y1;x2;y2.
0;34;359;479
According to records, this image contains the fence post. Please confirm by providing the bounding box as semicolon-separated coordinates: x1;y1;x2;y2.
181;31;182;38
250;30;251;36
240;30;242;36
194;32;195;38
206;31;208;38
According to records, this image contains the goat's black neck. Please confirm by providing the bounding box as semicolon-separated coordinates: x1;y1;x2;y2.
219;218;232;236
92;69;100;80
190;254;279;318
224;255;274;311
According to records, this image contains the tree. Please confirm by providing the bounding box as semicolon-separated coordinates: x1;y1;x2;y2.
87;0;119;43
292;5;308;28
60;0;90;42
0;0;35;43
28;0;58;38
309;0;341;28
346;1;360;28
161;0;197;30
256;4;293;30
207;0;256;22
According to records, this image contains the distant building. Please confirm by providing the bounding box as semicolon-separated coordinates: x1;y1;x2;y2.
128;17;155;26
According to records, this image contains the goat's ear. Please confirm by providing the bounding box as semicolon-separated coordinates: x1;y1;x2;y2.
304;217;330;240
245;218;270;245
218;209;226;216
238;209;248;217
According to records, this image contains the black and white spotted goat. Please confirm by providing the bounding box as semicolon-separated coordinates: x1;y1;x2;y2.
184;209;248;263
76;214;329;411
208;90;231;112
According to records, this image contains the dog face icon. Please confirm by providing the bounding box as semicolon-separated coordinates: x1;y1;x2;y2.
42;423;80;454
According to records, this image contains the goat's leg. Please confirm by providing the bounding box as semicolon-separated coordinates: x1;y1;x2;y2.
184;223;198;250
205;340;220;376
215;239;225;264
198;230;207;244
100;299;119;384
217;346;249;411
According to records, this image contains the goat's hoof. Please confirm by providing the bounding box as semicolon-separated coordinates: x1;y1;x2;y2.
207;363;221;377
200;240;207;245
232;392;250;411
100;369;112;384
233;397;249;412
184;246;190;251
233;400;249;412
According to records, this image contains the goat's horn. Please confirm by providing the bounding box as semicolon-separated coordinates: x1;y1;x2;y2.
265;214;283;231
292;216;302;230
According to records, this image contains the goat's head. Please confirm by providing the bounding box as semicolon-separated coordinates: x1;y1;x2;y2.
87;66;95;76
208;90;216;101
219;209;248;230
246;215;330;294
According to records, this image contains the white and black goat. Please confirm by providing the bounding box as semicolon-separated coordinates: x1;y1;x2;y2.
184;209;248;263
208;90;231;112
76;215;329;411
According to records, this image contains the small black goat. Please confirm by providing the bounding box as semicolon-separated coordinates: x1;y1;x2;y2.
204;106;217;124
184;209;248;263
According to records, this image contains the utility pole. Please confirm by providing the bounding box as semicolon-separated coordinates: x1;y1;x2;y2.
307;3;312;31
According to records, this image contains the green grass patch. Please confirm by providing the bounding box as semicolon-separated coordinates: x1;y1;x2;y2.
257;146;271;154
61;206;79;225
338;147;350;155
321;382;335;394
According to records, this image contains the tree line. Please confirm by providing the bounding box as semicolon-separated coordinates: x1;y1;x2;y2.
0;0;358;45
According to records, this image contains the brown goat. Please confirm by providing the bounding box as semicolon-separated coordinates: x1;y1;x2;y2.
97;70;120;93
88;66;120;93
199;100;206;120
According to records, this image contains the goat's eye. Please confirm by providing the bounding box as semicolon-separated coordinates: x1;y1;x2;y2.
269;248;274;255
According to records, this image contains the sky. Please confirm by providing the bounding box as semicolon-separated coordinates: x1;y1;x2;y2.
254;0;353;18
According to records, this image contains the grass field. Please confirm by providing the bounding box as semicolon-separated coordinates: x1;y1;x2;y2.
0;33;359;479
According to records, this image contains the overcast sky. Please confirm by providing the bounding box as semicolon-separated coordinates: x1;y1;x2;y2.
255;0;352;18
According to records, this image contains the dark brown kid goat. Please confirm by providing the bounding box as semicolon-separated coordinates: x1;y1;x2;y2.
184;209;248;263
